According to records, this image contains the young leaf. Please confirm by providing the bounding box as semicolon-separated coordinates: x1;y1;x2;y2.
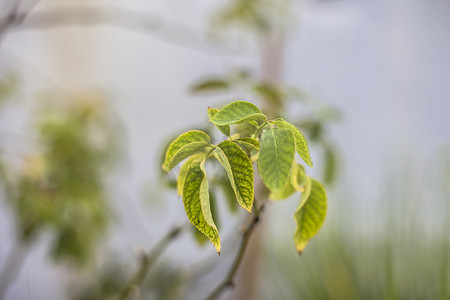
209;101;267;126
257;128;295;193
293;178;327;254
183;161;220;253
162;130;211;172
207;108;230;137
177;153;207;196
272;118;313;167
215;140;254;212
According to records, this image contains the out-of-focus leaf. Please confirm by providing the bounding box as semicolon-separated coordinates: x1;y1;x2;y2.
323;146;337;185
258;128;295;193
216;176;239;213
0;75;18;104
191;78;230;94
253;82;283;107
215;140;254;212
183;161;220;253
299;120;323;142
209;101;267;126
293;178;327;253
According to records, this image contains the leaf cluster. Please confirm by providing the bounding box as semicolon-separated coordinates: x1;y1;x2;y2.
162;101;327;253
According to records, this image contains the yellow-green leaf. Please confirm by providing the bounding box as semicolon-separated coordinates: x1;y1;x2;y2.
177;153;207;196
209;101;267;126
192;190;220;246
162;130;211;172
293;178;326;254
272;118;313;167
208;108;230;137
215;140;254;212
183;161;220;253
257;128;295;193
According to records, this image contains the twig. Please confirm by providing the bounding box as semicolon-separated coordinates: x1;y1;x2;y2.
0;5;243;56
117;224;186;300
204;203;265;300
0;0;41;43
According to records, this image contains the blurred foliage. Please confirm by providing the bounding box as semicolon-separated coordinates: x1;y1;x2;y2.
212;0;291;34
261;228;449;300
0;74;18;106
70;256;186;300
259;155;450;300
0;91;120;264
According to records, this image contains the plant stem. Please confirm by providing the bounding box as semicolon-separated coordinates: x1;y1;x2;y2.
117;224;185;300
204;203;264;300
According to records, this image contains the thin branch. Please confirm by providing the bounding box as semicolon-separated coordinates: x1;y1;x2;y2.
204;203;265;300
0;0;41;43
0;5;243;56
117;224;186;300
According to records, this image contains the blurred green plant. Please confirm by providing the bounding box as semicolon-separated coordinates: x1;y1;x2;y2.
1;92;119;263
258;152;450;300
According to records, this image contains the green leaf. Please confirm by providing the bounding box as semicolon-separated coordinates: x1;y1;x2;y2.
257;128;295;193
215;140;254;212
191;79;230;93
192;190;219;246
209;101;267;126
162;130;211;172
183;161;220;253
272;119;313;167
177;153;207;196
269;163;298;200
253;82;283;107
269;163;308;200
207;108;230;137
293;178;327;254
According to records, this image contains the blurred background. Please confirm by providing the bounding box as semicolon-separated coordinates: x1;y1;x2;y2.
0;0;449;299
